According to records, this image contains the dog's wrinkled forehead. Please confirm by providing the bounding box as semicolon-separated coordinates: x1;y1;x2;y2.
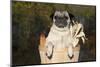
54;11;69;17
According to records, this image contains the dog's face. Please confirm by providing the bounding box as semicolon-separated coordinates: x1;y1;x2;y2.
53;11;71;28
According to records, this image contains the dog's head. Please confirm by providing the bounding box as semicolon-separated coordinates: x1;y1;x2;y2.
51;11;74;28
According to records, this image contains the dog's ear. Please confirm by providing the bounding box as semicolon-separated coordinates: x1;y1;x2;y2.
68;13;76;26
69;13;75;20
50;13;54;20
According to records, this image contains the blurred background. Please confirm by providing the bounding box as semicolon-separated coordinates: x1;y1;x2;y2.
12;1;96;66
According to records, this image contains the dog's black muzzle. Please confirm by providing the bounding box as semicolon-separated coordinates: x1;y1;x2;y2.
54;16;68;28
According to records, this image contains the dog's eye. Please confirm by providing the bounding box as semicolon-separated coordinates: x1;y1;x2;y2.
64;16;68;19
54;16;58;19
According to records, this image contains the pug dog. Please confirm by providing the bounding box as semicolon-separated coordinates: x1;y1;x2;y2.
44;10;86;63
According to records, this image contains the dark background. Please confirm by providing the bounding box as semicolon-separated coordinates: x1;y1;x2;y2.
12;1;96;66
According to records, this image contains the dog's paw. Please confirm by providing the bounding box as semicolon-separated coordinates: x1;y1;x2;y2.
68;54;74;59
67;45;74;59
46;52;52;59
45;42;54;59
